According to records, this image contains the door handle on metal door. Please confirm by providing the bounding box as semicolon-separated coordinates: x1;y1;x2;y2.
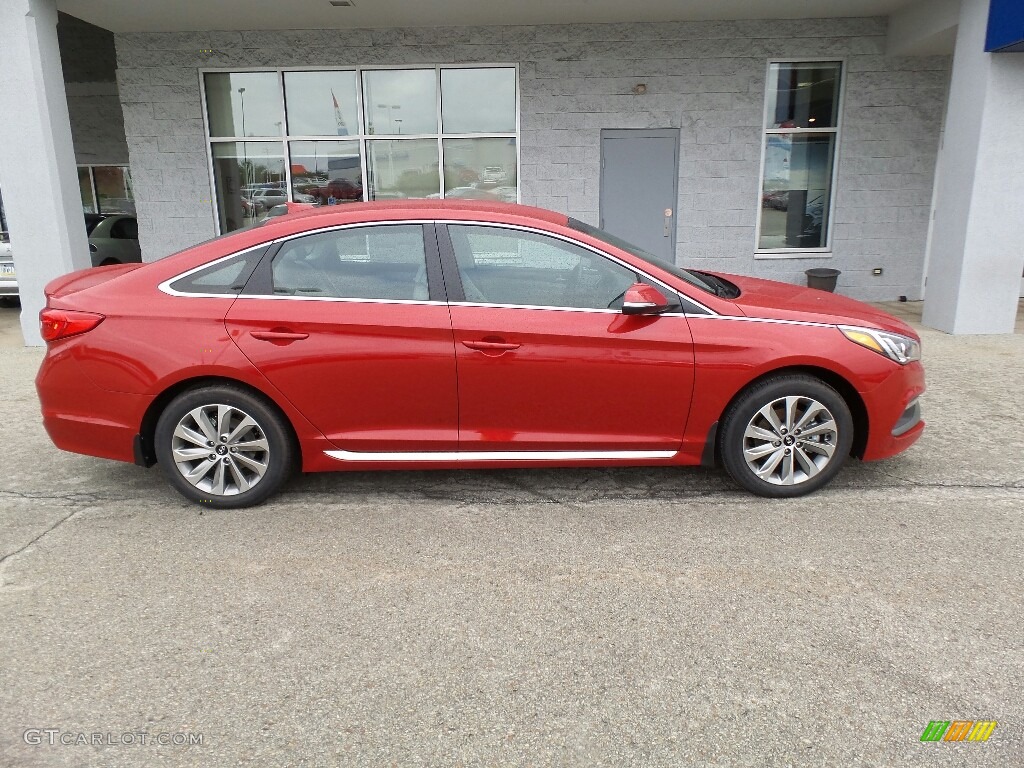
462;340;521;351
250;330;309;342
663;208;673;237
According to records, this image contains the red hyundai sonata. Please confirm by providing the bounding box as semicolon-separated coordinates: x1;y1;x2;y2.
36;201;924;508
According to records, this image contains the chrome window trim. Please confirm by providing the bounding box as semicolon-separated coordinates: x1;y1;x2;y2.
157;218;721;316
235;295;449;307
325;448;677;463
157;245;268;298
441;220;719;316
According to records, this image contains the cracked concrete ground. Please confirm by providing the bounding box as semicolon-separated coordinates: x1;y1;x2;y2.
1;301;1022;767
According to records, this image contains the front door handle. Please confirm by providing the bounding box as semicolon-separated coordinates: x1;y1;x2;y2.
250;330;309;342
462;340;521;352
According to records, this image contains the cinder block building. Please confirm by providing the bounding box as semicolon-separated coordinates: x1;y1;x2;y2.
1;0;1021;344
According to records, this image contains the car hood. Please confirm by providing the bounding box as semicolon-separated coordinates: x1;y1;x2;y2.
708;272;919;338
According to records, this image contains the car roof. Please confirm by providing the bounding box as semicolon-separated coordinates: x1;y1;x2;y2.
269;199;568;227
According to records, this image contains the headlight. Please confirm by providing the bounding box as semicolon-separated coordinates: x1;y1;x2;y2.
839;325;921;365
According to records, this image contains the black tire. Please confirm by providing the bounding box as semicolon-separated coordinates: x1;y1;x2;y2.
719;375;853;498
154;385;294;508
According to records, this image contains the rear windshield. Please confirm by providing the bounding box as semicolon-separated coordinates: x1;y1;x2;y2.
568;218;718;295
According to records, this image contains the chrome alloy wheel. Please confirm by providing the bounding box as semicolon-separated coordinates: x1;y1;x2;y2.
170;404;270;496
742;396;839;486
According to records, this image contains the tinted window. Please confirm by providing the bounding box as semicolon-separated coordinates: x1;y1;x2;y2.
568;218;718;295
110;218;138;240
84;214;104;235
272;225;428;301
169;248;265;295
447;225;640;310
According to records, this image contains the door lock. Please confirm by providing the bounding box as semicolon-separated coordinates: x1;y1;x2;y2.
663;208;673;237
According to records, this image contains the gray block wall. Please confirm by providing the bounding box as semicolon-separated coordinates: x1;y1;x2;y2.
59;13;128;166
114;18;950;301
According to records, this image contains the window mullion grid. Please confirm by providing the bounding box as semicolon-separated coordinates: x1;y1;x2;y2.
204;65;521;213
436;67;444;198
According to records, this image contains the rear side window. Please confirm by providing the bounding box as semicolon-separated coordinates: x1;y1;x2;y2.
271;225;428;301
168;247;266;295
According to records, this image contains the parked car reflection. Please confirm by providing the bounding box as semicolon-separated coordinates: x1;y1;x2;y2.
86;214;142;266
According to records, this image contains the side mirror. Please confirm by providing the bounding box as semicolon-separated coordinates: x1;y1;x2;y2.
621;282;673;315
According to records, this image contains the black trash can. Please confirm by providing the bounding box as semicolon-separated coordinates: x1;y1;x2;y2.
805;267;841;293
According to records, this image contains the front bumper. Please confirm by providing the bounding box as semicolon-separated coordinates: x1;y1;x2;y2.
860;360;926;461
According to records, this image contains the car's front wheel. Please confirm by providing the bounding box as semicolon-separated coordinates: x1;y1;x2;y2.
154;386;294;508
720;375;853;497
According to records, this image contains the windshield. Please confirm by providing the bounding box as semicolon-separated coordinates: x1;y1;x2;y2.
567;219;718;295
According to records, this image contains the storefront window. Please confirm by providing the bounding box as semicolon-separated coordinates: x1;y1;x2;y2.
211;142;286;232
93;166;135;214
367;139;440;200
78;167;96;214
441;68;517;133
284;71;359;137
203;66;519;233
757;62;842;253
289;140;363;205
442;138;517;202
204;72;283;138
78;165;135;215
362;69;437;136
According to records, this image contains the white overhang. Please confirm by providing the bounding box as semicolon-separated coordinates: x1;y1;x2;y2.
887;0;961;55
57;0;926;34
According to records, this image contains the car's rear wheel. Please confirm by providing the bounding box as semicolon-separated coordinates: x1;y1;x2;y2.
720;375;853;498
154;386;294;508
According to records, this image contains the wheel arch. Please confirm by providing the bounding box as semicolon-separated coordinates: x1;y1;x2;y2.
136;375;302;468
711;365;869;465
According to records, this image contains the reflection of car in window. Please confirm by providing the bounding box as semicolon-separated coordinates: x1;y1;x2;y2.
482;166;508;183
87;214;142;267
305;178;363;205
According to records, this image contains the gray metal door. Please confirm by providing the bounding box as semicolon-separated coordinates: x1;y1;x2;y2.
599;129;680;262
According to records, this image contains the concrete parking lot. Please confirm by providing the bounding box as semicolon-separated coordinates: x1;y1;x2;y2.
1;300;1022;767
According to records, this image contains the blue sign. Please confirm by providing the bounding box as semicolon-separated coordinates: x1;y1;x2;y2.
986;0;1024;52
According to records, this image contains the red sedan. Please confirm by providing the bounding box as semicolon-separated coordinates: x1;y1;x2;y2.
36;201;924;508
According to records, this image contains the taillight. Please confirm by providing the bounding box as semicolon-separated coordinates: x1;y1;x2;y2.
39;308;105;342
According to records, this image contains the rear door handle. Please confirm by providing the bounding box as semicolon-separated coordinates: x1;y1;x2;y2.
462;340;521;352
250;330;309;342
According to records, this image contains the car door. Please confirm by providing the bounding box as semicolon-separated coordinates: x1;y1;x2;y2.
440;223;695;454
225;223;459;452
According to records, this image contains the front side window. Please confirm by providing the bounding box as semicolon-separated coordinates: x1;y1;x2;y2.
757;62;842;253
204;67;519;233
271;225;428;301
447;225;638;310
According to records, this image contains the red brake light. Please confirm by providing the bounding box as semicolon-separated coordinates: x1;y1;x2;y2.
39;309;105;342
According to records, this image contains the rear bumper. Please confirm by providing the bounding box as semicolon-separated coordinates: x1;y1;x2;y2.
861;360;926;461
36;346;148;464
